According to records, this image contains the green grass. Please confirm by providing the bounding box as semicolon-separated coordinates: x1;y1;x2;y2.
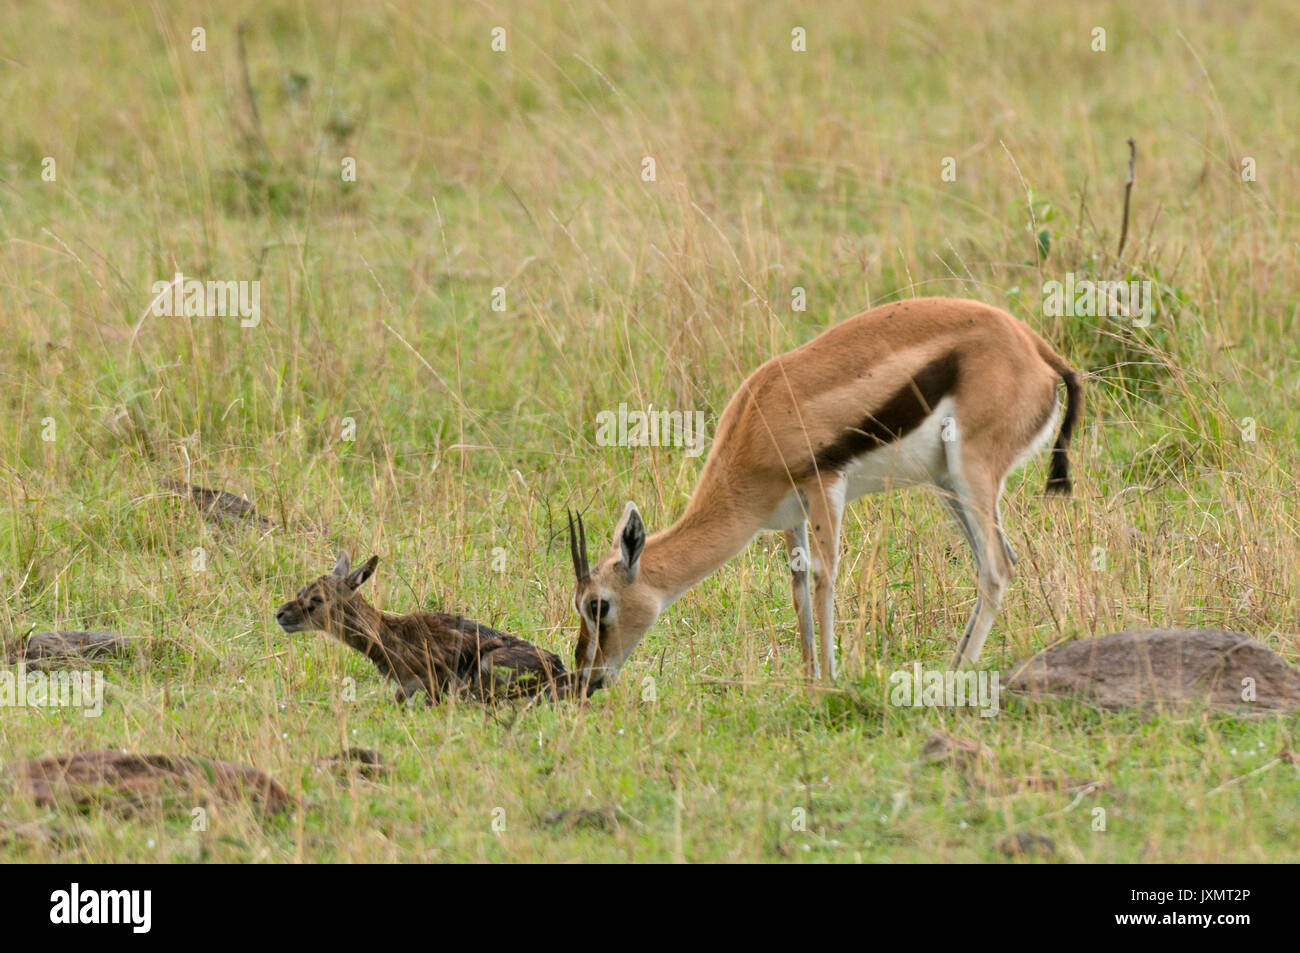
1;0;1298;862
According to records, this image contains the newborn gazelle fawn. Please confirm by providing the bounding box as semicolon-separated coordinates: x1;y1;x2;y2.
276;554;568;704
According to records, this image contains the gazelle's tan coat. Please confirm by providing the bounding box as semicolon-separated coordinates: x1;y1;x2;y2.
570;297;1082;687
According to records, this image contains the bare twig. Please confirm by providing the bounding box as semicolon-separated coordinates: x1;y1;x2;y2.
1117;137;1137;259
236;21;270;157
1206;756;1284;796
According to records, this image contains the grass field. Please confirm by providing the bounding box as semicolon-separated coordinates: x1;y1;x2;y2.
1;0;1298;862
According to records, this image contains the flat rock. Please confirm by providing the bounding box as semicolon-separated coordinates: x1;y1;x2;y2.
996;831;1056;859
1006;628;1300;713
1007;775;1102;795
13;630;135;663
161;477;274;530
0;817;66;848
540;805;642;832
8;750;291;816
917;732;1103;795
918;731;996;769
313;748;388;780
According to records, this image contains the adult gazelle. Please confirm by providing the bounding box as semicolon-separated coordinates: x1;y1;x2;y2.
568;298;1081;688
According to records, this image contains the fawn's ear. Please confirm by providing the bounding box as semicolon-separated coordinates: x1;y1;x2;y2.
345;554;379;590
332;552;351;578
614;501;646;580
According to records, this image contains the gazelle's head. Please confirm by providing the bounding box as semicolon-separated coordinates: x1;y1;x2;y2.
568;503;660;693
275;552;379;636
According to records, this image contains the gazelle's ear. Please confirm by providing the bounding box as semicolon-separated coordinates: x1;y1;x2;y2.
614;501;646;579
332;552;351;578
345;555;379;590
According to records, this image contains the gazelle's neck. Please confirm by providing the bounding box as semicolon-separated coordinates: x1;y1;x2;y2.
639;479;775;608
326;597;388;660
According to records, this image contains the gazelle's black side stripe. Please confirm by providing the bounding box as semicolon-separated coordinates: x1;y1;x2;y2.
808;352;960;476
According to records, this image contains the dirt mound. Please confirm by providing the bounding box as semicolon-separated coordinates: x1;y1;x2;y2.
1006;628;1300;713
8;749;291;816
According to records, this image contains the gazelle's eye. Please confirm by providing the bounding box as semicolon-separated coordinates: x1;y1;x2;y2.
587;599;610;621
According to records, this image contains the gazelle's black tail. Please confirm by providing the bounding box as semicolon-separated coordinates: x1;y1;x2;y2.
1035;339;1082;495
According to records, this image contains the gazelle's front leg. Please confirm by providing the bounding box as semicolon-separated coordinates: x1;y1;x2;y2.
782;523;816;677
804;476;846;680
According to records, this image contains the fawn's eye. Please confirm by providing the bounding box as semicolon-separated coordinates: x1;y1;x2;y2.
308;597;322;609
587;598;610;621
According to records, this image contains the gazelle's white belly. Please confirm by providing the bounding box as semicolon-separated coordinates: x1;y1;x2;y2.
762;397;955;531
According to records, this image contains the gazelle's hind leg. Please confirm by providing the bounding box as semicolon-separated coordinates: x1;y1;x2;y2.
782;523;817;677
996;498;1018;566
941;436;1015;668
935;479;986;664
803;475;846;680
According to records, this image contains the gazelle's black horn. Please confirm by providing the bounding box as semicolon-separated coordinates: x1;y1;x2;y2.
579;512;590;579
568;510;590;583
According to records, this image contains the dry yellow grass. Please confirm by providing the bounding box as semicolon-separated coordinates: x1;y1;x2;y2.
0;0;1296;861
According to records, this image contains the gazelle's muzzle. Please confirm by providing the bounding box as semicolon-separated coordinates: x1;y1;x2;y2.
572;635;610;696
275;600;305;632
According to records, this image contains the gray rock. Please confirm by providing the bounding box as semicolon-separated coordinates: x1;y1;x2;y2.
1006;628;1300;713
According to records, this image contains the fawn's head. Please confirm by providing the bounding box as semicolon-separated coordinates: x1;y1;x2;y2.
569;503;661;693
276;553;380;635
